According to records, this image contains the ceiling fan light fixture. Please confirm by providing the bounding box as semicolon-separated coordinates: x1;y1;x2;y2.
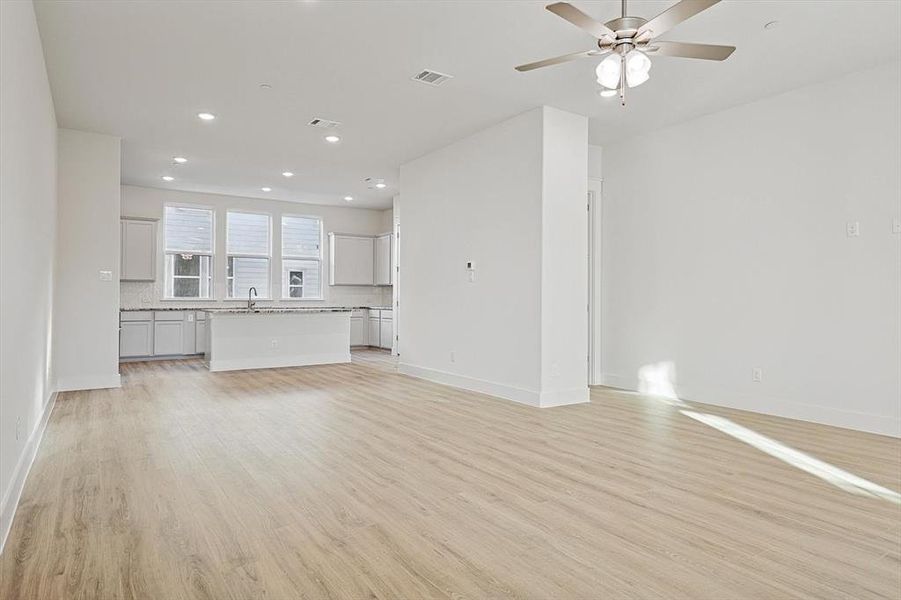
595;53;621;89
625;50;652;88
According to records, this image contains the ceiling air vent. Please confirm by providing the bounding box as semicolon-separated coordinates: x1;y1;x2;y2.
412;69;453;87
307;118;341;129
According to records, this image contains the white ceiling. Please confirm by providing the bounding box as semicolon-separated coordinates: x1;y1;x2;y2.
35;0;901;210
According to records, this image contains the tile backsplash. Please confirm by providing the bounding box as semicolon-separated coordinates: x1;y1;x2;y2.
120;280;392;310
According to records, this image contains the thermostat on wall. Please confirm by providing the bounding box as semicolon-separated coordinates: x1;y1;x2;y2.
466;261;475;270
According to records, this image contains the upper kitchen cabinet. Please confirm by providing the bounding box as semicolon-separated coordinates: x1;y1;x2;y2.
374;233;393;286
329;233;374;285
121;217;157;281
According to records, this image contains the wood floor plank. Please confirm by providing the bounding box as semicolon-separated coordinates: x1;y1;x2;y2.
1;351;899;599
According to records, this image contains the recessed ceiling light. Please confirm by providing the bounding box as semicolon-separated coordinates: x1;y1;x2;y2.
375;182;387;189
197;112;216;121
261;187;272;192
764;20;779;30
324;135;341;143
161;176;174;182
282;171;294;177
173;156;187;164
259;83;272;90
344;196;353;202
599;88;617;98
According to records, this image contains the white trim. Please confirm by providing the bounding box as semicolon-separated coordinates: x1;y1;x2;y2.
55;373;121;392
207;352;350;372
538;388;590;407
599;373;901;438
398;363;542;406
0;390;57;554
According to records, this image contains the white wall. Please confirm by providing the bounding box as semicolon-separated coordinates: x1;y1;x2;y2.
0;0;58;549
399;106;589;406
54;129;122;392
120;185;393;309
540;108;589;406
601;62;901;436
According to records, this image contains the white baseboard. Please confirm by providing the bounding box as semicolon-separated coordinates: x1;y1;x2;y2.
539;387;590;407
0;390;57;554
398;363;590;409
208;352;351;372
599;373;900;438
399;363;542;406
55;373;121;392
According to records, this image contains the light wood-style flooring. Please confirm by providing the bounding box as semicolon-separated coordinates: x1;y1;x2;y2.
1;355;899;599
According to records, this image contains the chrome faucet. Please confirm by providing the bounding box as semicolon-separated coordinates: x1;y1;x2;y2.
248;286;258;311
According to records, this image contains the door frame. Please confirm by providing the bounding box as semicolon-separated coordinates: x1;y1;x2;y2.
588;178;603;386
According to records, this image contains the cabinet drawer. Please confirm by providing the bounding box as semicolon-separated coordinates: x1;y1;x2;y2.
154;311;185;321
351;309;367;318
121;311;153;321
379;310;393;321
368;309;381;319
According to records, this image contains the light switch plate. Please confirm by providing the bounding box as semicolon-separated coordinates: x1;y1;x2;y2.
846;221;859;237
99;270;113;281
893;218;901;234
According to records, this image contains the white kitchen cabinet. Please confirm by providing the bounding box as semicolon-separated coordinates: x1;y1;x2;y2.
379;313;393;350
329;233;374;285
120;321;153;357
120;218;157;281
350;312;368;346
153;312;184;356
368;317;380;347
195;313;207;354
182;312;197;354
374;233;393;286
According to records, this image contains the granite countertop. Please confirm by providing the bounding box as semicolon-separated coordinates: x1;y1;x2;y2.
120;306;389;312
206;307;353;314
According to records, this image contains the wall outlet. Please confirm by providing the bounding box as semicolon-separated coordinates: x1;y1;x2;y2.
270;339;278;348
752;368;763;383
99;270;113;281
846;221;860;237
450;351;456;363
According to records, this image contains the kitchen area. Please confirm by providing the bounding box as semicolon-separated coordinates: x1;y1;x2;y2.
117;185;398;372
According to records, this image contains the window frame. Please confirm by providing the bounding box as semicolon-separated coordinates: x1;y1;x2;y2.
225;210;272;300
280;213;324;301
162;204;215;300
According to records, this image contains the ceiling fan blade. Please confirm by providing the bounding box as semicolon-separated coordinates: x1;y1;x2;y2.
643;41;735;61
638;0;721;38
546;2;616;40
515;49;606;72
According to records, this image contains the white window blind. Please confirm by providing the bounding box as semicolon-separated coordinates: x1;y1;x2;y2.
163;206;213;298
227;211;270;298
165;206;213;253
281;216;322;299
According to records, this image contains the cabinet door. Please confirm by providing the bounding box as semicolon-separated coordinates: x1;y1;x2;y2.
195;319;207;354
153;321;184;356
379;317;393;349
329;234;374;285
368;318;380;347
374;234;392;286
350;317;366;346
121;219;156;281
182;312;197;354
120;321;153;357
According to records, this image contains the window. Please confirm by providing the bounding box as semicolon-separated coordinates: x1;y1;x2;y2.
227;211;271;298
281;215;322;299
164;206;213;298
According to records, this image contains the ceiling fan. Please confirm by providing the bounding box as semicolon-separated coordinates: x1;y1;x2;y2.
515;0;735;106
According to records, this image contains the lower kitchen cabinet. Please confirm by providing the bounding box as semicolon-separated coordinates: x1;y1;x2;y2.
350;310;368;346
120;310;205;359
368;318;380;348
153;320;184;356
379;313;393;350
120;320;153;357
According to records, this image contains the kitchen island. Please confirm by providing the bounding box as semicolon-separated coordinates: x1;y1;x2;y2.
204;308;352;372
